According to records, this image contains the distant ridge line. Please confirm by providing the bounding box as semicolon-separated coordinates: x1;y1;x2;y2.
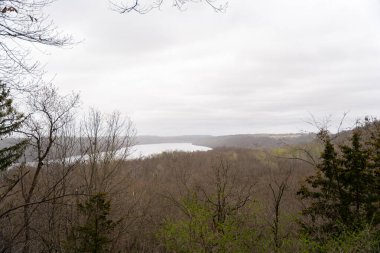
136;133;316;149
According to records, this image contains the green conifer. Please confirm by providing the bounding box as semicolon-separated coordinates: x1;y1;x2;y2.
0;82;27;170
66;193;118;253
298;127;380;241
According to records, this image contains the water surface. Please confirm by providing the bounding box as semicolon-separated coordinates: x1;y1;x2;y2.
128;143;212;159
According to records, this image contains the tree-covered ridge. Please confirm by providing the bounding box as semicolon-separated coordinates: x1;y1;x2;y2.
0;117;379;252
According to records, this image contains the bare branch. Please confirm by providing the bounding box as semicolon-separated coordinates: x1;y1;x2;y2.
111;0;228;14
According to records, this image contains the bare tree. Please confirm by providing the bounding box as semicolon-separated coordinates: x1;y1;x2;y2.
198;158;254;229
0;85;138;252
65;109;137;251
157;155;257;252
268;169;292;251
79;108;135;195
0;106;136;252
0;0;71;90
17;84;79;253
112;0;228;14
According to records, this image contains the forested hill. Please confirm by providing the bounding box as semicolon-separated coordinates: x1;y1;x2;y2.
1;133;316;159
136;133;316;149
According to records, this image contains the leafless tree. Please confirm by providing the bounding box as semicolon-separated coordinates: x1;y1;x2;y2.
78;108;136;195
16;84;79;253
268;169;292;250
112;0;228;14
162;156;255;234
198;158;254;228
0;85;139;251
0;0;71;91
62;109;137;252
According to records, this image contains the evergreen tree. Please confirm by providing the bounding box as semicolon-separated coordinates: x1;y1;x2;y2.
364;119;380;225
340;131;374;227
298;127;380;241
66;193;118;253
0;81;27;170
297;130;348;238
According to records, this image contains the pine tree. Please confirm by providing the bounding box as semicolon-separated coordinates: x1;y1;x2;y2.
66;193;118;253
298;127;380;241
297;130;348;238
0;82;27;170
340;131;373;228
364;119;380;225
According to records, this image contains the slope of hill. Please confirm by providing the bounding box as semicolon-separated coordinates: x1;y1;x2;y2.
136;133;316;149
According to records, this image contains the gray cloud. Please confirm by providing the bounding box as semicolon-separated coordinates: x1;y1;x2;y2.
35;0;380;135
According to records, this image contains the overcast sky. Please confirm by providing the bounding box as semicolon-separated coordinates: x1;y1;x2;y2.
37;0;380;136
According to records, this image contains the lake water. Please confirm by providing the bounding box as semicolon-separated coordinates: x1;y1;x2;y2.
24;143;212;166
128;143;212;159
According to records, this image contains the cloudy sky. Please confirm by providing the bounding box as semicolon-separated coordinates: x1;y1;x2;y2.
38;0;380;136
